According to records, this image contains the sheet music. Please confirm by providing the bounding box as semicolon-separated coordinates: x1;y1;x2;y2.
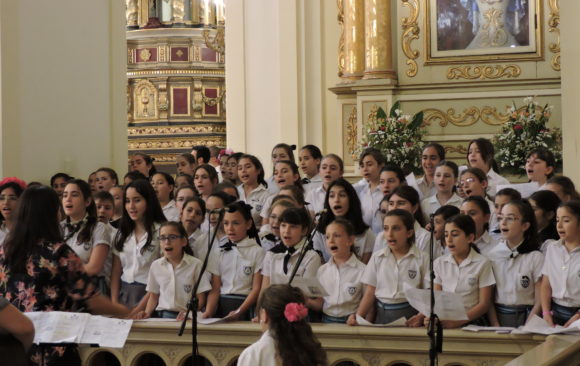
356;314;407;327
496;182;540;198
196;312;224;324
462;325;515;334
404;287;469;321
521;315;580;335
80;316;133;348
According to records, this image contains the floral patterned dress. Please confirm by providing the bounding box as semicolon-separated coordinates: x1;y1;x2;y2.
0;241;97;366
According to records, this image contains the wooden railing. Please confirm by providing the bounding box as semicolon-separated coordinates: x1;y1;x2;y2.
79;321;580;366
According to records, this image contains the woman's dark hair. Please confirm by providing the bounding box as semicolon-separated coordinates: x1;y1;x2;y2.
133;152;157;177
96;167;119;185
359;147;386;166
467;138;499;172
559;200;580;222
278;207;311;230
192;146;211;164
496;187;522;201
436;160;459;178
213;181;239;198
159;221;193;256
228;152;244;164
526;148;556;178
123;171;147;184
547;176;580;201
387;186;426;227
4;186;63;273
279;185;306;206
225;201;261;245
208;191;237;207
175;173;194;187
182;196;207;217
433;205;460;220
50;172;73;187
258;284;328;366
422;142;446;161
445;214;480;253
194;164;219;185
94;190;114;204
381;164;406;184
152;172;176;200
178;152;196;165
529;190;560;236
114;179;166;254
462;195;491;231
272;143;296;163
460;167;488;183
505;200;540;254
240;154;268;188
64;179;98;244
275;161;304;192
301;145;323;168
318;178;368;236
385;209;415;245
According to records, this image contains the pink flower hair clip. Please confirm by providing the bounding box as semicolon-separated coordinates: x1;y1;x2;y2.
284;302;308;323
0;177;26;190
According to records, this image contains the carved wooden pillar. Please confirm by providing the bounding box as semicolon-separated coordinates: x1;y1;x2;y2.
363;0;396;79
342;0;365;79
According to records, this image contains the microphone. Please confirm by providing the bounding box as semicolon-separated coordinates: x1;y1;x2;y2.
315;209;328;217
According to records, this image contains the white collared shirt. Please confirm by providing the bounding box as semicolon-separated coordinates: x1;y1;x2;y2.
416;176;437;200
237;330;277;366
433;248;496;310
357;182;383;230
265;176;279;195
420;193;462;222
162;200;180;222
146;253;212;312
217;237;265;295
0;225;8;247
258;225;279;251
237;183;271;227
474;231;499;258
362;245;429;304
313;229;375;262
486;168;510;198
188;229;219;275
261;239;321;285
303;174;323;194
259;194;276;220
62;220;112;277
541;240;580;307
318;254;366;317
114;224;162;284
305;185;326;214
488;241;544;306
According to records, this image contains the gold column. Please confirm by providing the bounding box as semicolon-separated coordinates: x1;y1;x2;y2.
126;0;139;29
172;0;186;25
342;0;365;79
363;0;396;79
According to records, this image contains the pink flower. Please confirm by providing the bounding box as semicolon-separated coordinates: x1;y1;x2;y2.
380;126;386;131
514;124;523;131
284;302;308;323
0;177;26;190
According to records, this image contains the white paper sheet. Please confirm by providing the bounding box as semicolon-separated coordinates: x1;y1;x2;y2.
290;276;329;297
521;315;580;335
196;312;224;324
496;182;540;198
462;325;515;334
355;314;407;327
404;287;469;321
80;316;133;348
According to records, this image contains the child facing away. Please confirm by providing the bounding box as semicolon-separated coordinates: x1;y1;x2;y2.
237;284;328;366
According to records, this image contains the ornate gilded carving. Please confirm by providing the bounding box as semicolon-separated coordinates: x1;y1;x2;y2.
128;69;225;77
126;0;139;28
127;83;133;123
157;81;168;117
345;106;357;157
128;125;227;136
172;0;185;23
366;105;379;130
192;80;203;118
139;48;152;62
203;28;225;55
202;89;225;107
445;145;469;155
424;106;511;127
401;0;420;77
133;79;158;120
128;137;224;150
548;0;560;71
446;65;521;80
337;0;345;77
480;8;508;47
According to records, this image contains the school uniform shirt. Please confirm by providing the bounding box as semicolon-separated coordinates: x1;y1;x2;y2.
488;241;544;306
541;240;580;307
258;225;279;251
305;185;326;214
113;224;161;284
162;200;180;222
62;220;112;278
473;231;499;258
433;248;496;310
146;253;212;312
317;254;366;317
313;229;375;263
362;245;429;304
265;176;279;195
416;176;437;200
357;182;383;233
262;239;321;285
237;330;277;366
237;183;271;227
0;224;8;247
486;169;510;198
303;174;323;193
188;228;219;275
259;194;277;221
217;237;265;295
420;193;462;222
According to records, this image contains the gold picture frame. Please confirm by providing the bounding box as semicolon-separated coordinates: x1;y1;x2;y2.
425;0;543;64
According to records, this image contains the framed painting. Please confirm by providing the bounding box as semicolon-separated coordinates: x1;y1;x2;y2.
425;0;542;63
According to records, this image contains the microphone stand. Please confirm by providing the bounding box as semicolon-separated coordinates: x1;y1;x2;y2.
178;209;225;366
288;210;326;284
428;214;442;366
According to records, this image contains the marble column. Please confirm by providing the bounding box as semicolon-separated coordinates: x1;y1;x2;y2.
363;0;396;79
342;0;365;79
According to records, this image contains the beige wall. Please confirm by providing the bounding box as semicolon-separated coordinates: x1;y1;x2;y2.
0;0;127;184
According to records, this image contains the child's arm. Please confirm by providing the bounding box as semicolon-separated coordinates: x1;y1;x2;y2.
133;292;159;319
306;297;324;311
260;275;271;295
84;244;109;276
527;280;543;323
196;292;207;311
225;272;263;321
110;254;122;304
441;285;493;329
540;275;554;326
347;285;376;326
202;275;221;318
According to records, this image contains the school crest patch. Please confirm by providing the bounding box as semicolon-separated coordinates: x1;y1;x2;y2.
146;245;155;253
183;284;193;293
520;275;530;289
243;266;252;275
347;286;357;295
408;269;417;279
468;277;477;286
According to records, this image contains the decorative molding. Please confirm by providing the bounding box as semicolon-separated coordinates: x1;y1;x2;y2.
337;0;345;77
202;28;225;55
401;0;420;77
163;347;179;361
128;125;226;136
366;104;379;129
208;347;227;362
423;106;510;127
445;144;469;155
128;137;225;150
202;89;225;107
548;0;561;71
127;69;225;77
346;106;357;156
447;65;521;80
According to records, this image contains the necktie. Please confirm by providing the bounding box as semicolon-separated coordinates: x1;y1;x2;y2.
269;243;286;254
301;177;310;184
283;246;297;274
64;220;84;241
263;233;277;242
220;241;237;252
